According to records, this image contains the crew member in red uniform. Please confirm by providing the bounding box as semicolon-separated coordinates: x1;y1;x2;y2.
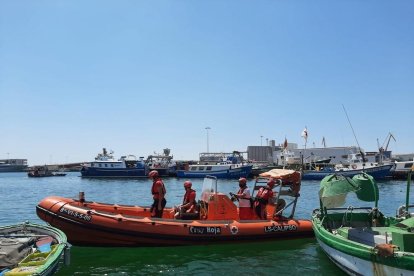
174;181;197;219
148;170;166;218
254;179;276;219
234;177;253;220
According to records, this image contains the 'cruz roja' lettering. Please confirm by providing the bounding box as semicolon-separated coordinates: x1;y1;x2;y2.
264;224;297;233
189;226;221;235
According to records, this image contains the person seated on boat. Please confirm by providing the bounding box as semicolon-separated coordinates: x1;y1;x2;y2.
174;181;197;219
254;179;276;220
148;170;167;218
232;177;253;220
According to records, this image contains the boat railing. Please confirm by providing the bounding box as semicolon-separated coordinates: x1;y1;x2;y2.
324;206;373;212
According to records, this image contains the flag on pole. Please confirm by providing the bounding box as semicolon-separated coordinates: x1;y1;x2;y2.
283;137;288;149
301;127;308;141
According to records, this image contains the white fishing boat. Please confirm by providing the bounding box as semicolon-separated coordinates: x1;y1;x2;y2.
303;153;394;180
176;151;252;179
145;148;174;176
81;148;147;178
392;159;414;179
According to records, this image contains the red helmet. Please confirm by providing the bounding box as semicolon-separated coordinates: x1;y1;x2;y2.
148;170;159;178
267;179;276;188
184;181;192;188
238;177;247;185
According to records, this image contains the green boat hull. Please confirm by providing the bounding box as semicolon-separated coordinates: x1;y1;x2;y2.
0;222;69;276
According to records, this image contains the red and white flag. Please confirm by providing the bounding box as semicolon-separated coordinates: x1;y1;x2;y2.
301;127;308;141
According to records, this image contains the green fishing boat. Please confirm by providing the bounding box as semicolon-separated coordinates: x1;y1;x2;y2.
312;171;414;275
0;222;70;276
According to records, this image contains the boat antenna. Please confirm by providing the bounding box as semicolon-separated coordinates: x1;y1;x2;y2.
342;104;365;168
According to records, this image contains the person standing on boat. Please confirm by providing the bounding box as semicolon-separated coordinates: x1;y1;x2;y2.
233;177;253;220
174;180;197;219
148;170;167;218
254;179;276;220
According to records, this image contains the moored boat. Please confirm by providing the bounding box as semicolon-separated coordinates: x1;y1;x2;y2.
303;153;393;180
0;222;69;276
176;162;253;179
27;166;66;178
80;148;147;178
0;159;28;172
392;159;414;179
36;172;313;247
302;163;393;180
177;151;253;179
312;171;414;275
145;148;174;177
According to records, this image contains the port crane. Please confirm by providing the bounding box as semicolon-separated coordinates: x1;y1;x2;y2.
377;132;396;163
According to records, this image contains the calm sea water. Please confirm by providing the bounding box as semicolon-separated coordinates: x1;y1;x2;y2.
0;172;412;275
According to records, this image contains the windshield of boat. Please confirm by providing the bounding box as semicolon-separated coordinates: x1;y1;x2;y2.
201;176;217;202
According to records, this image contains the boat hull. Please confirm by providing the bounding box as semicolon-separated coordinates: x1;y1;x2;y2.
176;165;252;179
312;216;414;275
36;196;313;247
0;165;28;172
317;237;413;276
0;222;68;276
302;164;393;180
80;167;147;178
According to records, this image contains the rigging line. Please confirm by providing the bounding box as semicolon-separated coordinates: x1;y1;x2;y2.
342;104;362;150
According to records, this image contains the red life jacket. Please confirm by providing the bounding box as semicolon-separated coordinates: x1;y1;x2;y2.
256;187;273;204
151;179;166;199
182;189;196;212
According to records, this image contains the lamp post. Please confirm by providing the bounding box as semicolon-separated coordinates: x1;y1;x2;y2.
260;136;263;146
205;127;211;153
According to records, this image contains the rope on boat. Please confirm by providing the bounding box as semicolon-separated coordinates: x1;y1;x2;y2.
341;206;354;227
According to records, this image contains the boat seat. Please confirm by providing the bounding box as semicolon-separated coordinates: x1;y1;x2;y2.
347;227;390;247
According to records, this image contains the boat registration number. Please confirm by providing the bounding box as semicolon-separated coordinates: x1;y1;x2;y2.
60;207;92;222
189;226;221;235
264;224;297;233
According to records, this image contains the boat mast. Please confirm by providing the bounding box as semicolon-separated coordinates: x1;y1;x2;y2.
406;168;412;217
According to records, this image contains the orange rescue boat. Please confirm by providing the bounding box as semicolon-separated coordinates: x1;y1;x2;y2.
36;171;313;247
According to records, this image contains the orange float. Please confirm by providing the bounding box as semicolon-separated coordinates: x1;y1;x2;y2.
36;172;313;247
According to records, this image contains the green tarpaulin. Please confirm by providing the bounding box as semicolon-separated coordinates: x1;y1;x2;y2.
319;173;378;208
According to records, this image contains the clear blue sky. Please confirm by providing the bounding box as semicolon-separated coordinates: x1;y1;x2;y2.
1;1;413;165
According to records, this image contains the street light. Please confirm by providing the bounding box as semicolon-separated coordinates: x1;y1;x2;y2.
205;127;211;153
260;136;263;146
